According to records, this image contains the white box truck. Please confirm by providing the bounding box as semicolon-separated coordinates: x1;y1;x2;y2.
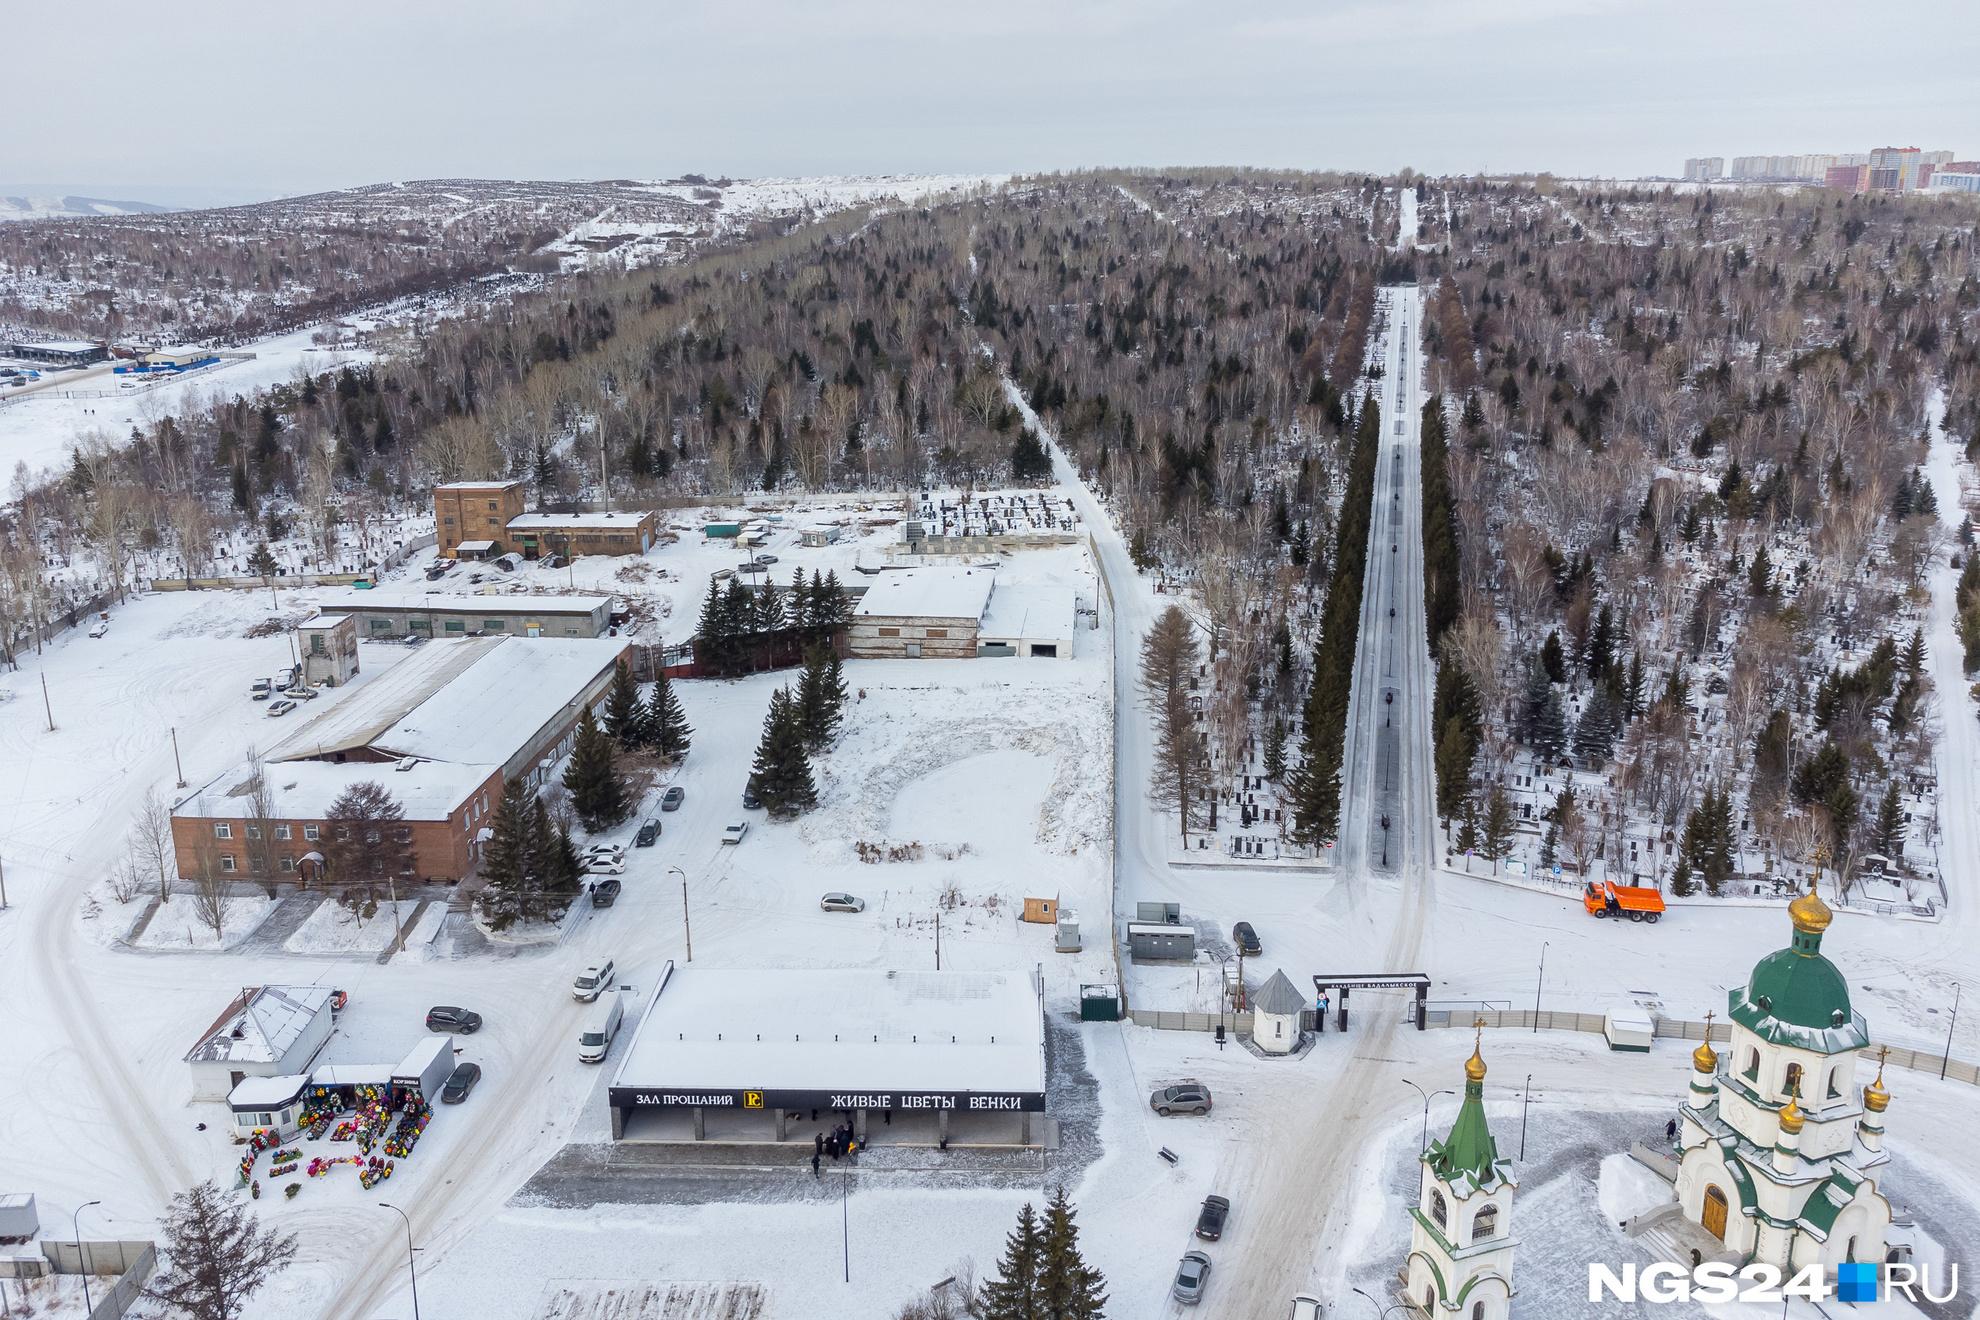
579;993;624;1064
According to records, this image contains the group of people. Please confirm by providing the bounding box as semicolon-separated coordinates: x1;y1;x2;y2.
810;1121;859;1176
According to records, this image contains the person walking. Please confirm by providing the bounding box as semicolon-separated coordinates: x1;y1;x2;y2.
814;1132;824;1157
811;1151;821;1178
1665;1118;1678;1142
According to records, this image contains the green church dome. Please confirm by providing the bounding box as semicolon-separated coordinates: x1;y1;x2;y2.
1726;888;1869;1054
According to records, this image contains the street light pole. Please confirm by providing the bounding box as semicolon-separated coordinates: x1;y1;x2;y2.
1399;1079;1453;1153
378;1202;421;1320
1944;982;1962;1081
841;1163;851;1284
1520;1073;1534;1160
668;867;691;961
1352;1284;1406;1320
72;1201;101;1315
1532;940;1549;1032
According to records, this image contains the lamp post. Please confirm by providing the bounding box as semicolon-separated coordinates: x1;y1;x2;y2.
1944;982;1962;1081
1352;1284;1406;1320
668;866;691;962
378;1202;421;1320
72;1201;101;1314
1532;940;1549;1032
841;1163;852;1284
1520;1073;1534;1160
1399;1079;1453;1153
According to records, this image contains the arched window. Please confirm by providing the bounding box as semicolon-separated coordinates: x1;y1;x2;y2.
1474;1204;1499;1240
1472;1303;1487;1320
1430;1189;1448;1229
1742;1049;1760;1080
1845;1235;1857;1263
1827;1068;1842;1099
1784;1062;1804;1099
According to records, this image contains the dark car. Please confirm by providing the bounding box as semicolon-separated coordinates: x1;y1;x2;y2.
440;1062;482;1104
635;817;661;847
1232;922;1262;956
590;878;622;907
742;788;763;810
425;1005;483;1034
661;786;686;812
1195;1195;1231;1241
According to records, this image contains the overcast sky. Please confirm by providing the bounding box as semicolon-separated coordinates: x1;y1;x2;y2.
11;0;1976;205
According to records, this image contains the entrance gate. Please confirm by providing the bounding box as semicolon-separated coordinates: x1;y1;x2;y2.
1311;973;1432;1032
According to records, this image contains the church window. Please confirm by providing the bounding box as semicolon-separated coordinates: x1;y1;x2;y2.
1783;1062;1803;1099
1741;1049;1759;1080
1472;1304;1486;1320
1827;1069;1842;1099
1474;1204;1499;1240
1430;1190;1448;1229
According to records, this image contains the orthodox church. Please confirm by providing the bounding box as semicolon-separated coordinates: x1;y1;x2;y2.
1673;881;1895;1266
1404;1028;1519;1319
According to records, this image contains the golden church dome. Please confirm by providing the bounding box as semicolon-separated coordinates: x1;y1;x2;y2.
1789;881;1832;936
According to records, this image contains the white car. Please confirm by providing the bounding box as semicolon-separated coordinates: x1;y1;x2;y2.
584;854;626;876
820;893;865;913
1289;1297;1324;1320
572;961;616;1001
87;620;109;638
266;699;298;717
721;822;749;845
583;842;626;861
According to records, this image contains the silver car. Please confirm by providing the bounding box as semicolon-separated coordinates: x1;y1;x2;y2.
1173;1251;1211;1305
1150;1083;1213;1116
820;892;866;913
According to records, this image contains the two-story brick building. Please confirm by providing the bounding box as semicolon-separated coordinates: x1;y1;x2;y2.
434;479;528;558
171;634;628;886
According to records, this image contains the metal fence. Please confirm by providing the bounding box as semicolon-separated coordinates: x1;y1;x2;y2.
12;1241;157;1320
1128;1008;1254;1034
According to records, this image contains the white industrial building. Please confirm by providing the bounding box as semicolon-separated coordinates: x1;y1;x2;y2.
848;567;1076;660
184;985;337;1101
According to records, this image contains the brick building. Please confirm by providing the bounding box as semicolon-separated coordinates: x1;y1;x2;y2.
171;635;628;885
508;510;660;558
848;566;995;659
434;480;528;558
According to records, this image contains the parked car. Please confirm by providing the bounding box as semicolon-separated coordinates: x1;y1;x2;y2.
540;553;565;569
1150;1083;1213;1116
283;686;319;700
753;554;779;565
87;619;109;638
584;854;626;876
425;1006;482;1034
573;961;617;1001
440;1062;482;1104
661;786;686;812
820;892;866;913
589;878;622;907
266;699;298;717
721;822;749;845
635;818;661;847
583;842;626;863
1232;921;1262;956
1195;1195;1231;1241
250;677;273;697
741;789;763;810
1172;1251;1212;1305
1289;1297;1324;1320
578;993;624;1063
251;688;272;702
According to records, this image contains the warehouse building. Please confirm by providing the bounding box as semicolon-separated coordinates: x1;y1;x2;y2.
312;589;614;639
434;479;528;558
508;510;659;558
7;340;106;367
609;964;1049;1148
847;567;995;659
171;635;628;883
184;984;338;1101
977;583;1077;659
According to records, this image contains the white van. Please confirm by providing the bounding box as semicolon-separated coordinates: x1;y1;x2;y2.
578;992;624;1064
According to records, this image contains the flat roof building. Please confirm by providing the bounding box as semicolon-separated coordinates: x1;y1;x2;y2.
849;566;996;659
978;583;1077;659
609;964;1048;1147
171;635;628;884
313;589;614;639
434;480;528;559
508;510;659;558
7;341;107;367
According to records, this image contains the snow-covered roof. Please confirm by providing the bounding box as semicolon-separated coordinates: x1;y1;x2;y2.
613;969;1045;1096
853;567;995;622
228;1074;310;1109
368;637;626;768
267;636;504;760
313;589;610;616
454;540;496;553
185;986;333;1066
13;340;98;353
979;584;1077;644
507;511;653;530
178;756;497;822
1253;970;1308;1016
435;479;525;490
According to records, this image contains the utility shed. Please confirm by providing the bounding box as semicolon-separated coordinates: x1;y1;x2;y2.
1251;970;1309;1055
848;567;994;659
184;985;336;1101
1128;922;1196;962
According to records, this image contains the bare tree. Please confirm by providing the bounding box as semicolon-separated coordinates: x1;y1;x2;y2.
131;786;178;903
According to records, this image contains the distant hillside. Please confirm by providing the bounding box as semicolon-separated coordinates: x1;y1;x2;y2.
0;174;998;343
0;193;175;221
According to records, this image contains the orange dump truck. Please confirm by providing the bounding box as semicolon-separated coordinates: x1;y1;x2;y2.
1584;881;1666;923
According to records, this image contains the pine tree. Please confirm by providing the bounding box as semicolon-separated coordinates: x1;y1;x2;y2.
1902;627;1927;678
696;577;734;675
1037;1186;1108;1320
1454;796;1481;855
247;541;279;577
1540;630;1567;683
1586;604;1616;682
146;1180;297;1320
1872;782;1906;859
552;825;584;896
525;795;560;912
1533;688;1567;763
1571;683;1621;765
1011;426;1053;482
795;646;847;750
602;659;648;750
647;668;693;764
1482;786;1516;861
563;707;629;831
1262;718;1287;780
979;1202;1045;1320
1669;844;1697;898
748;688;818;818
474;779;536;931
1748;544;1774;599
1622;651;1646;721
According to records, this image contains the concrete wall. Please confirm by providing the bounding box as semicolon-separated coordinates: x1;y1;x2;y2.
847;617;979;659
